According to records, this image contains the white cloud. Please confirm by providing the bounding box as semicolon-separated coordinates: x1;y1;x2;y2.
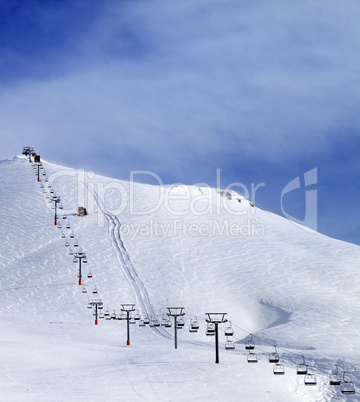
0;0;359;174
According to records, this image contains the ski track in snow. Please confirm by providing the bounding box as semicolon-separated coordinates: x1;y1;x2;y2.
85;183;173;341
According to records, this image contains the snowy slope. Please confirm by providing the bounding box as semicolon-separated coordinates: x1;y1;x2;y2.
0;155;359;401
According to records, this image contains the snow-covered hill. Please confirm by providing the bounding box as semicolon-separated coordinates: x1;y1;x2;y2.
0;155;359;401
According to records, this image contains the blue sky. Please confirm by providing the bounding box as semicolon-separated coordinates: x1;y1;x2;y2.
0;0;359;244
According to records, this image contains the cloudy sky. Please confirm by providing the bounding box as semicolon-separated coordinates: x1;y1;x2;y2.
0;0;359;244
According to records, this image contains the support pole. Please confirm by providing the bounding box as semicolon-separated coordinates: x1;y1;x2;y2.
174;316;178;349
127;311;130;345
215;323;219;364
78;258;82;285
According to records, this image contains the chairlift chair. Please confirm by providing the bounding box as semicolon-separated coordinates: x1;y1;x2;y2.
153;316;161;327
273;363;285;375
161;314;170;327
139;319;146;327
70;231;74;238
247;352;258;363
224;321;234;337
74;240;78;247
87;271;93;279
59;203;63;210
65;240;69;247
245;334;255;350
189;317;199;333
99;311;104;319
61;232;66;238
82;286;87;294
92;286;98;294
341;373;355;395
269;346;279;363
225;337;235;350
129;315;136;324
119;312;127;320
133;310;141;320
296;356;308;375
66;223;71;229
206;322;215;336
177;316;185;328
329;365;341;386
110;310;116;319
69;248;74;255
87;301;92;309
304;373;317;386
143;316;150;325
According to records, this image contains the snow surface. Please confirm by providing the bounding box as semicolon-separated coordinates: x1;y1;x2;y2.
0;155;359;401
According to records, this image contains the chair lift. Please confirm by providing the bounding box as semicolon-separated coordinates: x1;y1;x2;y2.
304;373;317;386
161;314;170;327
99;311;104;319
66;222;71;229
92;286;98;294
206;322;215;336
189;317;199;333
143;316;150;325
177;316;185;328
87;270;93;279
69;248;74;256
70;231;74;239
139;318;146;327
110;310;116;319
57;222;62;229
74;240;79;247
87;301;92;309
133;310;141;320
247;352;258;363
329;365;341;386
224;321;234;337
245;334;255;350
341;372;355;395
129;314;136;324
82;286;87;294
296;356;308;375
273;363;285;375
65;240;69;247
104;308;110;317
269;346;280;363
153;316;161;327
225;336;235;350
118;312;126;320
59;203;63;210
61;232;66;238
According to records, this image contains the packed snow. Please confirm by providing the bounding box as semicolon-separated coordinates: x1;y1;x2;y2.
0;154;359;401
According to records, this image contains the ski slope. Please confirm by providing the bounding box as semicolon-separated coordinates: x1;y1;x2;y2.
0;155;359;401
